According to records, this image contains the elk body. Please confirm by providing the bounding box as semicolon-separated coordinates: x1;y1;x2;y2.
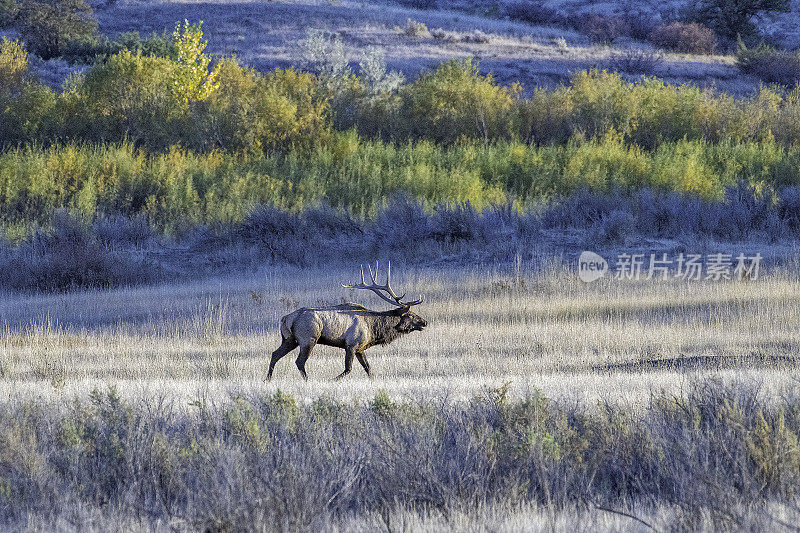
267;263;427;380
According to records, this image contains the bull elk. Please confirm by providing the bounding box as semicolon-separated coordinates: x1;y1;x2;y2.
267;262;427;380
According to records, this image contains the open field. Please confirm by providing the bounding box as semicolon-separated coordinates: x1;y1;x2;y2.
4;262;800;530
3;261;800;406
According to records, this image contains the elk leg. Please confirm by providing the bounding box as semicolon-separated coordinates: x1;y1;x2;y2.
334;347;355;380
295;343;315;381
267;337;298;380
355;351;371;377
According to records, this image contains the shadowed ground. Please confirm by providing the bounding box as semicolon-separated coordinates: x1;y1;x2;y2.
593;353;800;372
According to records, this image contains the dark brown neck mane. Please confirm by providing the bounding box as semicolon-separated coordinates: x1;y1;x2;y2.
369;312;404;346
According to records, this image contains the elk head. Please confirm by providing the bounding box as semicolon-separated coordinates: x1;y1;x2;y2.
343;261;427;332
395;307;427;332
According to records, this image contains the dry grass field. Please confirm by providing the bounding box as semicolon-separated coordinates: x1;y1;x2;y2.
3;260;799;407
6;259;800;530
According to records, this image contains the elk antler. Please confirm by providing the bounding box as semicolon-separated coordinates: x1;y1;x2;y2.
342;261;423;307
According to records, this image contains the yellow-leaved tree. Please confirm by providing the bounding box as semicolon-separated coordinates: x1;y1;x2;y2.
0;38;28;98
171;20;219;103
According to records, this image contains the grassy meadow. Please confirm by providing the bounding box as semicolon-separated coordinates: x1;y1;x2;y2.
4;264;800;529
2;263;799;403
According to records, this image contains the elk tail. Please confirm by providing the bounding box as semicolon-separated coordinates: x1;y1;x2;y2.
279;313;293;340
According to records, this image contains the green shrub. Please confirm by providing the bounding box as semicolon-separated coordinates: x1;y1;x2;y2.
202;59;330;152
17;0;97;59
57;34;105;64
370;389;395;416
736;40;800;87
0;41;56;145
517;70;755;148
2;83;57;144
257;68;330;150
61;21;221;149
71;49;189;147
0;38;27;97
563;69;636;139
121;30;176;59
59;30;176;64
200;57;262;150
397;58;519;144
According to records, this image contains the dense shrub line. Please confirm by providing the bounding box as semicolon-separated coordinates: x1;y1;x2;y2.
6;29;800;152
339;64;800;149
0;26;330;152
3;135;800;232
736;39;800;87
0;380;798;530
4;182;799;292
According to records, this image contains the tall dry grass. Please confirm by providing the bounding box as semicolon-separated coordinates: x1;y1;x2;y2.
2;264;799;403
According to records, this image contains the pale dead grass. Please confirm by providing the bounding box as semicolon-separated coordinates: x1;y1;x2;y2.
1;263;799;406
331;498;800;533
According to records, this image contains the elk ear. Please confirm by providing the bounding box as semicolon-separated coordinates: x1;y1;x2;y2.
393;305;410;316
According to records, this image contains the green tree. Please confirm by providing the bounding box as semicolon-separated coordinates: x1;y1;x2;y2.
690;0;790;41
17;0;96;59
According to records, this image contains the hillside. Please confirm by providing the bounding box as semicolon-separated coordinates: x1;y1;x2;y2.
12;0;798;94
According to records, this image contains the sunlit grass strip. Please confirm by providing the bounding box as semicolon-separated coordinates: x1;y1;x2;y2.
1;134;799;232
